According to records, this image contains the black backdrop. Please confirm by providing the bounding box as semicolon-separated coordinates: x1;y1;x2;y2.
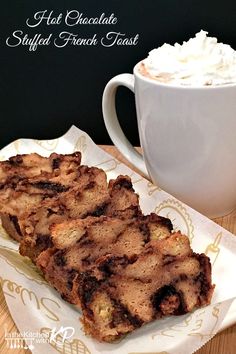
1;0;236;149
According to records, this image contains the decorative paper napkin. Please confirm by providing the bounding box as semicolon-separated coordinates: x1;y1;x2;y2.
0;126;236;354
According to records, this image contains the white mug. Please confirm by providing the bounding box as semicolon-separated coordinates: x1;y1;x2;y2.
102;60;236;218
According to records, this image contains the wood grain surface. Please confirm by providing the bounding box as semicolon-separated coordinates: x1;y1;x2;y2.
0;145;236;354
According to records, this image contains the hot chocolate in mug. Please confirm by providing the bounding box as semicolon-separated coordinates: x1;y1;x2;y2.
102;33;236;217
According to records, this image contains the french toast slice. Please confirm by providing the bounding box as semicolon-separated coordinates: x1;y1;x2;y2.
79;249;214;342
19;174;141;262
0;152;215;343
36;213;173;305
0;152;81;241
0;152;81;184
36;213;214;342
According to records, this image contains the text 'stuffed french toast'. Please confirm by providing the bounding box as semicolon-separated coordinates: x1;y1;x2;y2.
0;152;82;241
19;175;141;262
36;213;214;342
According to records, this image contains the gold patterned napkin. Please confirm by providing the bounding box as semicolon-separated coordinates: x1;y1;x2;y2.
0;126;236;354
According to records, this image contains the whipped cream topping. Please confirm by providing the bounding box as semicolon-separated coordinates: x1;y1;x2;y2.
142;30;236;86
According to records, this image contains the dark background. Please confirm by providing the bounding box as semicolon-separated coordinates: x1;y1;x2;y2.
1;0;236;148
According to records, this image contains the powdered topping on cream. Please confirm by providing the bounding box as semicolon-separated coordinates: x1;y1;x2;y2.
142;30;236;86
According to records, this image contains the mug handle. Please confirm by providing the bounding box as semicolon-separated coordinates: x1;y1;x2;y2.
102;73;149;179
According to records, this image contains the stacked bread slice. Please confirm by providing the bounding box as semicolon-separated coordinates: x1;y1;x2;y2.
0;152;82;241
0;152;215;343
